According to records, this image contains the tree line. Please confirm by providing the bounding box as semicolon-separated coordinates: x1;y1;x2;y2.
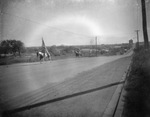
0;40;25;56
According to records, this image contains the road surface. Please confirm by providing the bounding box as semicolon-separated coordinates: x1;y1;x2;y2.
0;53;132;116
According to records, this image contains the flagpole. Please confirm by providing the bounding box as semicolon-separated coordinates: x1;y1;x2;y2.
41;38;51;61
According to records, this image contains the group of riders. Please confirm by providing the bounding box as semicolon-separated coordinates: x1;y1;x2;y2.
37;38;82;62
36;49;82;62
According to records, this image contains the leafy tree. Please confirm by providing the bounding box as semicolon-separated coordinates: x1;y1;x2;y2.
0;39;25;56
0;40;11;55
10;40;25;56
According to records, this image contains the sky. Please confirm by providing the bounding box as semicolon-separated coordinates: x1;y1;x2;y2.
1;0;150;47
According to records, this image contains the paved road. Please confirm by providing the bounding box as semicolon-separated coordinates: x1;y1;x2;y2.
0;52;132;116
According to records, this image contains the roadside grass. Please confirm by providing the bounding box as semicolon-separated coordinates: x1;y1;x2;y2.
0;48;130;66
0;53;75;65
0;55;38;65
0;52;106;66
123;47;150;117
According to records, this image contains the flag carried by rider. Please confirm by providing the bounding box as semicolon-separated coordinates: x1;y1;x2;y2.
37;38;51;61
41;38;50;56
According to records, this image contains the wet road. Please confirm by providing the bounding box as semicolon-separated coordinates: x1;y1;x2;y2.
0;52;132;116
0;53;131;99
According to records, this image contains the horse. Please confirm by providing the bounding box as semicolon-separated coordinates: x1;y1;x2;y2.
36;51;51;61
74;50;82;57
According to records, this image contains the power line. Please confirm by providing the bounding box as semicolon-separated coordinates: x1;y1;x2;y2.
1;11;136;39
2;11;93;39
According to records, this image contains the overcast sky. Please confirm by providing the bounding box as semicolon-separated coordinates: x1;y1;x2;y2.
1;0;150;47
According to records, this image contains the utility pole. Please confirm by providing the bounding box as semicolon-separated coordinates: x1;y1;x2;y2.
95;36;97;57
135;30;140;48
0;0;2;41
141;0;149;49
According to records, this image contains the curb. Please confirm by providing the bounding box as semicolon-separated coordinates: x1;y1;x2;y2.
102;65;130;117
113;85;126;117
113;64;131;117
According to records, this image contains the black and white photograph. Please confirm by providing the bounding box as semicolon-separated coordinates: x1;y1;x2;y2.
0;0;150;117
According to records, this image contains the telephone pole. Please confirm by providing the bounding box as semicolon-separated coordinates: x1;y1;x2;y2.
95;36;97;56
141;0;149;49
0;1;2;41
135;30;140;48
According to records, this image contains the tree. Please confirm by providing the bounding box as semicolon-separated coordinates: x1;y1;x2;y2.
0;40;11;55
141;0;149;49
0;39;25;56
11;40;25;56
